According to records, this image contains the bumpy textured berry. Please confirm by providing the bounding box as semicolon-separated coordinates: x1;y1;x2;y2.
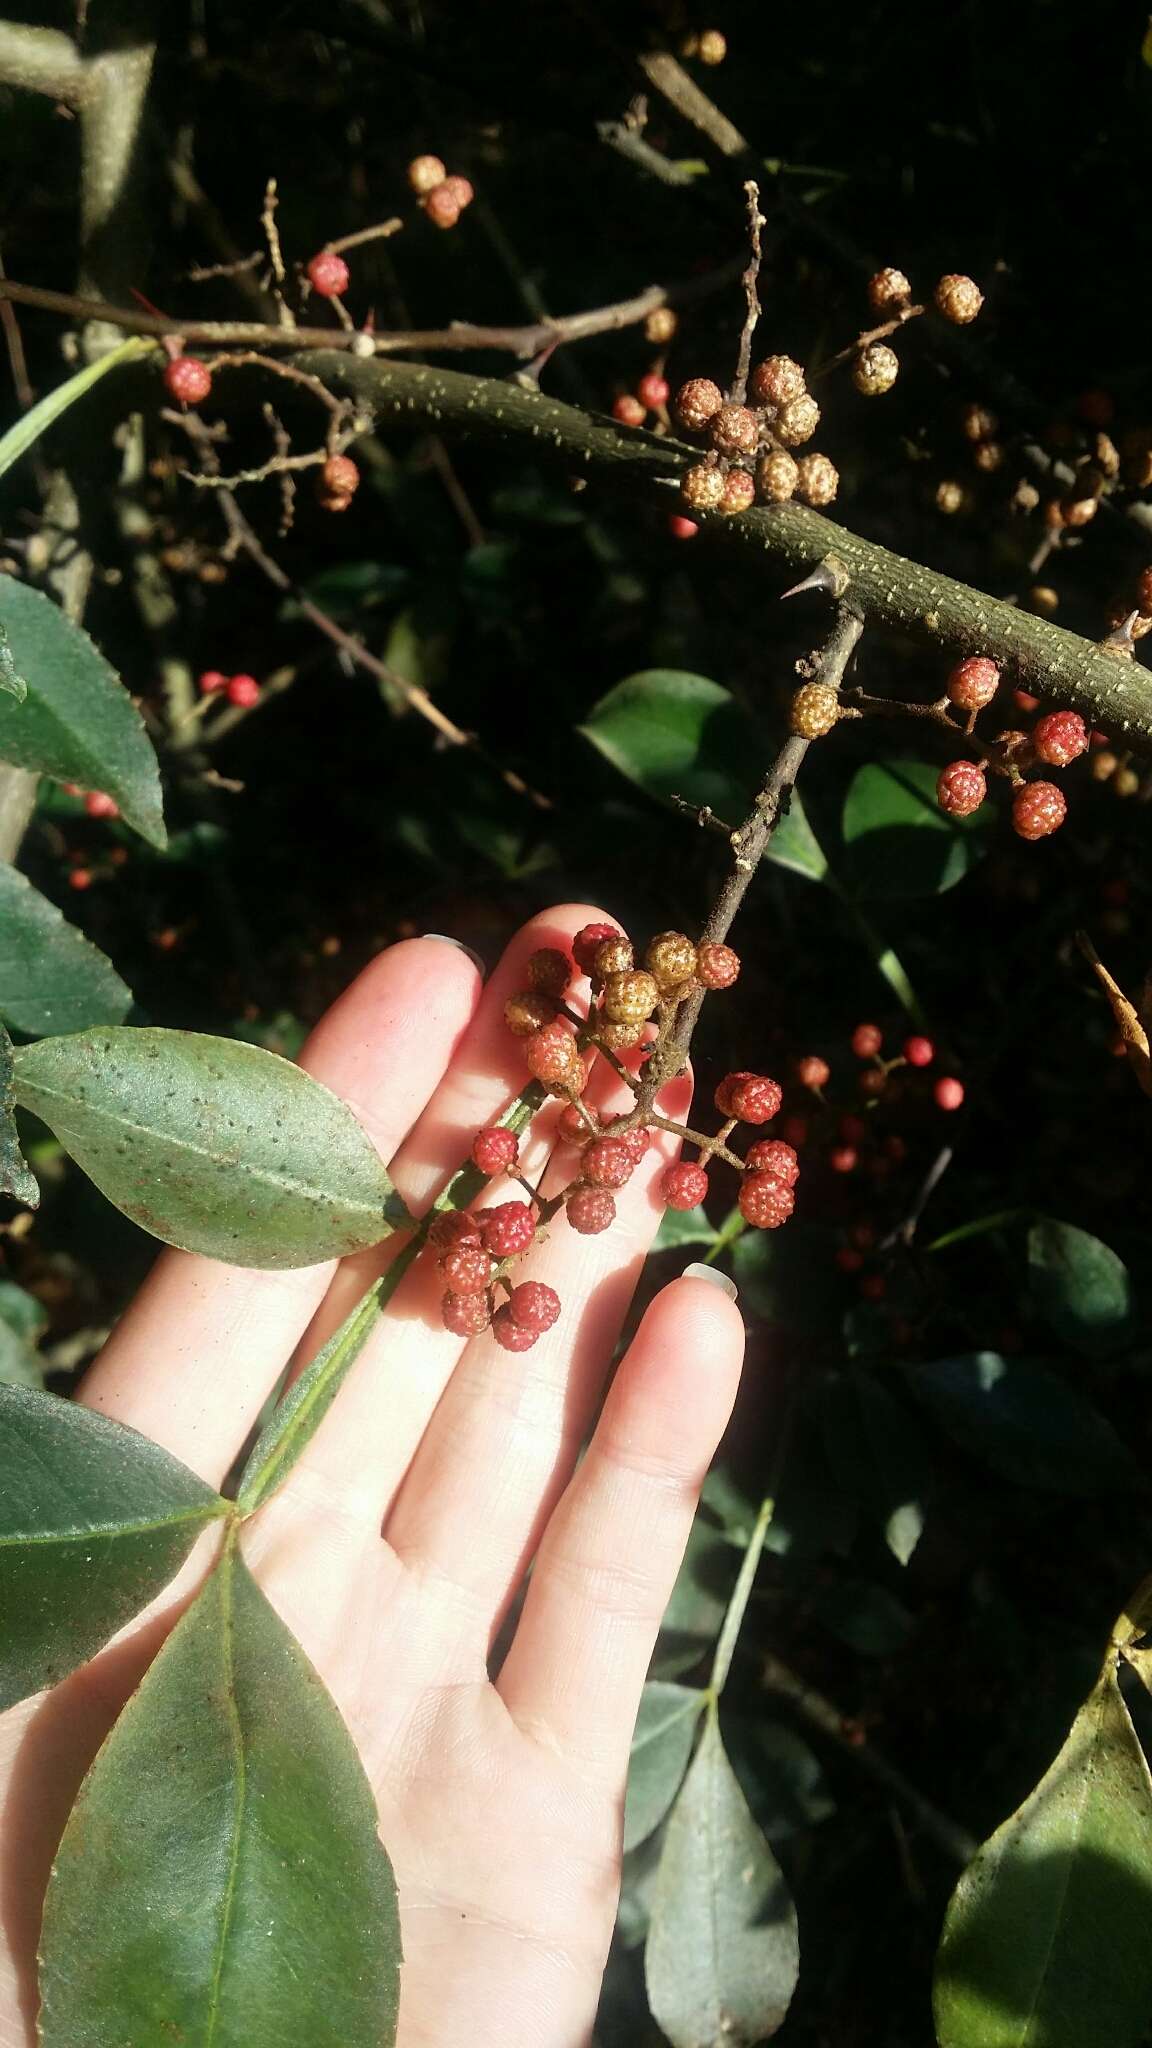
934;1076;965;1110
645;307;677;345
613;393;646;428
739;1172;795;1229
775;395;820;447
1033;710;1088;766
853;343;899;396
719;469;756;516
583;1136;634;1188
675;378;724;431
598;1019;646;1053
573;922;623;975
524;1024;581;1089
84;791;119;819
662;1162;709;1210
851;1024;883;1059
697;27;727;62
795;454;838;506
756;450;799;502
526;947;572;997
750;355;807;409
164;356;212;404
935;274;983;324
307;250;350;296
441;1241;492;1294
429;1209;482;1252
507;1281;561;1333
227;674;261;708
424;185;461;228
441;174;474;210
408;154;446;194
638;372;670;410
790;682;839;740
591;933;633;980
441;1289;493;1337
646;931;698;992
903;1034;935;1067
566;1184;616;1234
618;1125;652;1166
796;1055;830;1090
198;669;227;695
937;760;986;817
505;989;559;1037
321;454;359;497
947;656;1000;711
709;403;759;457
492;1308;540;1352
681;463;725;513
603;969;659;1024
745;1138;800;1186
478;1202;536;1257
867;267;911;312
557;1101;596;1145
718;1073;783;1123
471;1127;519;1176
695;942;740;990
1012;780;1067;840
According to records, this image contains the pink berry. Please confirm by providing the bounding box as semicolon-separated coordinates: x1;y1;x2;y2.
557;1102;596;1145
572;922;623;976
428;1210;482;1252
669;515;699;540
662;1162;709;1210
618;1125;652;1166
903;1035;935;1067
851;1023;883;1060
69;867;93;891
164;356;212;405
796;1056;830;1091
638;372;670;410
738;1173;795;1229
471;1127;519;1176
492;1308;540;1352
828;1145;858;1173
583;1136;634;1188
307;250;350;297
947;656;1000;711
198;669;228;695
227;673;261;708
934;1076;965;1111
440;1241;492;1294
84;791;119;819
478;1202;536;1258
566;1184;616;1234
613;393;646;427
524;1023;580;1089
507;1281;561;1333
441;1289;493;1337
716;1073;783;1124
695;943;741;990
1032;710;1088;766
1012;780;1067;840
937;760;986;817
441;174;474;210
424;183;462;229
744;1139;800;1186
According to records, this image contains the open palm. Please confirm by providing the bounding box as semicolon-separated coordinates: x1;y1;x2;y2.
0;905;744;2048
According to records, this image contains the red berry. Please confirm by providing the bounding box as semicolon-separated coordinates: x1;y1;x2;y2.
1032;710;1088;766
947;656;1000;711
68;867;93;891
695;943;740;990
828;1145;858;1173
557;1101;596;1145
566;1184;616;1234
524;1023;580;1089
424;183;462;229
307;251;350;296
662;1162;709;1210
429;1210;482;1252
198;669;228;695
84;791;119;819
675;377;724;430
744;1139;800;1186
716;1073;783;1124
903;1035;935;1067
796;1056;830;1091
934;1076;965;1110
507;1281;561;1333
618;1125;652;1166
638;373;670;410
441;1289;493;1337
937;760;986;817
582;1136;634;1188
492;1308;540;1352
1012;780;1067;840
441;174;474;210
572;922;624;976
851;1024;883;1059
227;673;261;708
613;393;647;427
440;1241;492;1293
164;356;212;405
320;454;360;499
738;1172;795;1229
471;1127;519;1176
669;515;699;540
478;1202;536;1258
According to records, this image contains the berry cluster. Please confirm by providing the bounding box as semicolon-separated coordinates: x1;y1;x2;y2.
931;655;1089;840
432;1200;561;1352
674;358;839;517
406;156;475;231
845;1023;964;1113
198;670;263;708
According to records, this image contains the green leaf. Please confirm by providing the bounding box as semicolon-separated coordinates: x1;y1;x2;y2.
0;335;154;486
653;1512;732;1679
0;862;132;1036
624;1682;706;1852
645;1708;799;2046
934;1663;1152;2048
841;758;990;898
910;1352;1140;1494
39;1540;401;2048
820;1370;934;1565
0;572;165;847
0;619;27;701
653;1202;717;1251
0;1383;227;1709
1;1019;38;1206
0;1279;48;1388
1028;1218;1135;1357
11;1026;411;1269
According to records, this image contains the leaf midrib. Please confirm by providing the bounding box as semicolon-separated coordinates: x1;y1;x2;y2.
204;1548;247;2048
0;1502;224;1547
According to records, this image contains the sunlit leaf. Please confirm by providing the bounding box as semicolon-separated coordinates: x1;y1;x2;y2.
1028;1218;1134;1357
841;758;990;898
0;862;132;1036
1;1020;37;1206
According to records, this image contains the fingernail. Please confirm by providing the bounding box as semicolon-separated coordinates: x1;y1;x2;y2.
422;934;486;977
682;1261;739;1302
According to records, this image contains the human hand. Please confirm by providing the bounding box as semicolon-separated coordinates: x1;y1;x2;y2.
0;906;744;2048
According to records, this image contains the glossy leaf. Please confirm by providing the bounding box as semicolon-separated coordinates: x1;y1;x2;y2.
910;1352;1140;1494
624;1681;706;1852
11;1026;410;1268
0;1382;226;1708
1;1020;37;1206
1028;1217;1134;1357
935;1663;1152;2048
0;861;132;1036
645;1708;799;2045
39;1541;401;2048
841;758;990;898
0;572;165;847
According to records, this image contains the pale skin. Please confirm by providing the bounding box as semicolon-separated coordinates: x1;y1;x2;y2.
0;904;745;2048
